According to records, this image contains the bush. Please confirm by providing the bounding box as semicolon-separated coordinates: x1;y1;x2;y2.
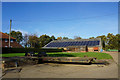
2;48;63;53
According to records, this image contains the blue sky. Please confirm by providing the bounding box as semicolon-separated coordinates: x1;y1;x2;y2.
2;2;118;39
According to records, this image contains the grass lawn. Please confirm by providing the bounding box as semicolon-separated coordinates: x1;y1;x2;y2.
2;53;25;57
2;52;113;60
47;52;113;59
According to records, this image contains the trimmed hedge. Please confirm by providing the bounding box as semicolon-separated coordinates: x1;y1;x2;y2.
2;48;64;53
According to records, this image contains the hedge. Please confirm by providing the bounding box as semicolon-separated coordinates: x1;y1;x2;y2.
2;48;64;53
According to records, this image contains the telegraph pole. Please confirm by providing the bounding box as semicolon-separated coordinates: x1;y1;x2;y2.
9;20;12;48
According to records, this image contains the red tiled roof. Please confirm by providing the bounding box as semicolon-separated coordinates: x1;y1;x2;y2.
0;32;16;39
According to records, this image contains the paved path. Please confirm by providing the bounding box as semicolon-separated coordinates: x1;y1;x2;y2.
103;51;118;64
103;51;119;78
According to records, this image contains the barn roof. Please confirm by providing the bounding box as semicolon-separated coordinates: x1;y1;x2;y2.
0;32;16;39
44;38;101;48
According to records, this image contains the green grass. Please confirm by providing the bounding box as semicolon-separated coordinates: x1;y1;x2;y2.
47;52;113;59
2;52;113;60
2;53;25;57
1;53;39;57
107;49;118;52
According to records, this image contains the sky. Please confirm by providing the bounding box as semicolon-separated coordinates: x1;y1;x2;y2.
2;2;118;39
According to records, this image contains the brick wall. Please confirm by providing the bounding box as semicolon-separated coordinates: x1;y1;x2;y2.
2;39;23;48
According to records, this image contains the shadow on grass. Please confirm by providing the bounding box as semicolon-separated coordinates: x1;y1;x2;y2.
47;54;75;57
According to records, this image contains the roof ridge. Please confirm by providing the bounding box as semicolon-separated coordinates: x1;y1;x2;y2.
53;38;101;42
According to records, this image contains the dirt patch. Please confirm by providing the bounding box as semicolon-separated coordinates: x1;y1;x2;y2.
2;60;118;78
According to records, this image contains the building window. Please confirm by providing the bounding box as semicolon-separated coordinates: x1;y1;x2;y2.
5;46;8;48
5;39;8;42
94;50;98;51
11;39;13;42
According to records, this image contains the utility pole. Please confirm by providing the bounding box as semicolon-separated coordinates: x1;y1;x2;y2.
9;19;12;48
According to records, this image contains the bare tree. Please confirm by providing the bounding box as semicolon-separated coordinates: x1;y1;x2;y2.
22;34;29;47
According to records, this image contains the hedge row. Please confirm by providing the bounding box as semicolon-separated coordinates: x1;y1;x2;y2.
2;48;64;53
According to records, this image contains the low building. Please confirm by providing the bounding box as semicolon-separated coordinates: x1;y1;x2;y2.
44;38;102;52
0;32;23;48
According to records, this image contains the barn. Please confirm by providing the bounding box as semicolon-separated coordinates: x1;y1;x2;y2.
44;38;102;52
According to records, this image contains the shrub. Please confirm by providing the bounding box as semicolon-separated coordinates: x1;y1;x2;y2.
2;48;63;53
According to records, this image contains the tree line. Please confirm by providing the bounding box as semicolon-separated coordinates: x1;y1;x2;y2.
7;31;120;50
89;33;120;50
